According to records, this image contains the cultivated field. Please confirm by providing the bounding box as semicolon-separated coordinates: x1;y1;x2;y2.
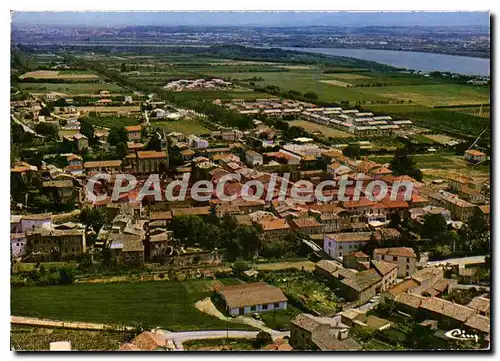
319;79;351;88
11;326;129;351
356;84;490;107
19;82;126;95
19;70;99;80
446;105;490;119
10;280;254;331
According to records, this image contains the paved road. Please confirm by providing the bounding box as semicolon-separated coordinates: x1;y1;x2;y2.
426;255;486;267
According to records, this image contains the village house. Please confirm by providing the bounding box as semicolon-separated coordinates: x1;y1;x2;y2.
109;233;145;266
84;160;122;173
11;233;27;258
245;150;263;166
342;251;370;271
372;247;417;278
14;213;53;233
125;150;168;173
25;228;86;262
290;217;322;235
323;232;373;260
428;190;477;222
125;125;142;141
216;282;287;316
290;313;359;351
120;331;175;351
42;180;78;203
257;218;291;237
467;296;490;317
370;260;398;291
63;133;88;152
339;269;382;305
464;149;487;163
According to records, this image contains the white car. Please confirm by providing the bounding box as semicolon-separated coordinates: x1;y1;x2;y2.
369;296;381;303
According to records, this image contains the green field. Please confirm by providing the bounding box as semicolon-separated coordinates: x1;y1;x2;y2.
203;70;392;103
364;104;490;140
19;82;126;95
356;84;490;107
11;326;129;351
147;118;210;135
11;280;255;331
84;115;140;128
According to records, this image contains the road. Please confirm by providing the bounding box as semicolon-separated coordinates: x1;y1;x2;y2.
11;315;288;351
426;255;486;268
11;114;44;137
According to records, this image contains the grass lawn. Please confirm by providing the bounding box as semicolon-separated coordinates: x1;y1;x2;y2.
10;325;130;351
259;270;337;316
356;84;490;107
19;82;126;95
259;304;302;331
12;262;78;274
10;280;255;331
147;117;210;135
369;153;455;168
83;115;140;128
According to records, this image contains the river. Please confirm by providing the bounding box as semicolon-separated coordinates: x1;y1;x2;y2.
279;47;490;76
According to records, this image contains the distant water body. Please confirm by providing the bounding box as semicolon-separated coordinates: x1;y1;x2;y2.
279;47;490;76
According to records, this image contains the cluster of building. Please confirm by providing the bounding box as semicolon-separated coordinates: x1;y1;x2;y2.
221;98;413;136
163;78;233;91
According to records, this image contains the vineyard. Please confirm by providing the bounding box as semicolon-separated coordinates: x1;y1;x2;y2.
447;105;490;119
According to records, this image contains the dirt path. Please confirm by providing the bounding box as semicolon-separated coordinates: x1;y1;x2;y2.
194;298;275;333
11;316;133;331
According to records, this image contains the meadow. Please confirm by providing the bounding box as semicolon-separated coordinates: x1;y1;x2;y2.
11;280;255;331
19;82;126;95
147;117;211;135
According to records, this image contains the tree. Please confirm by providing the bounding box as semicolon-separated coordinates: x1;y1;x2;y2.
303;91;319;100
421;213;447;241
79;207;107;234
108;126;128;146
35;122;58;139
343;144;361;160
389;147;423;181
145;134;162;151
253;331;273;347
79;118;95;144
232;260;250;275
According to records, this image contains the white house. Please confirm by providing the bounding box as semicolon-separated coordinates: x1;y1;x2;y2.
11;233;27;258
323;232;373;260
217;282;288;316
20;213;52;233
373;247;417;278
245;150;263;166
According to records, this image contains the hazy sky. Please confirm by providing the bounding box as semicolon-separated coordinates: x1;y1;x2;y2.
11;11;490;27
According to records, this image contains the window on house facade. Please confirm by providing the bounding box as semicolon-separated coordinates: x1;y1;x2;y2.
274;303;280;308
251;306;256;311
262;304;268;310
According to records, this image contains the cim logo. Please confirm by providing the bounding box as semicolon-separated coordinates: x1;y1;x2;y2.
444;329;479;343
